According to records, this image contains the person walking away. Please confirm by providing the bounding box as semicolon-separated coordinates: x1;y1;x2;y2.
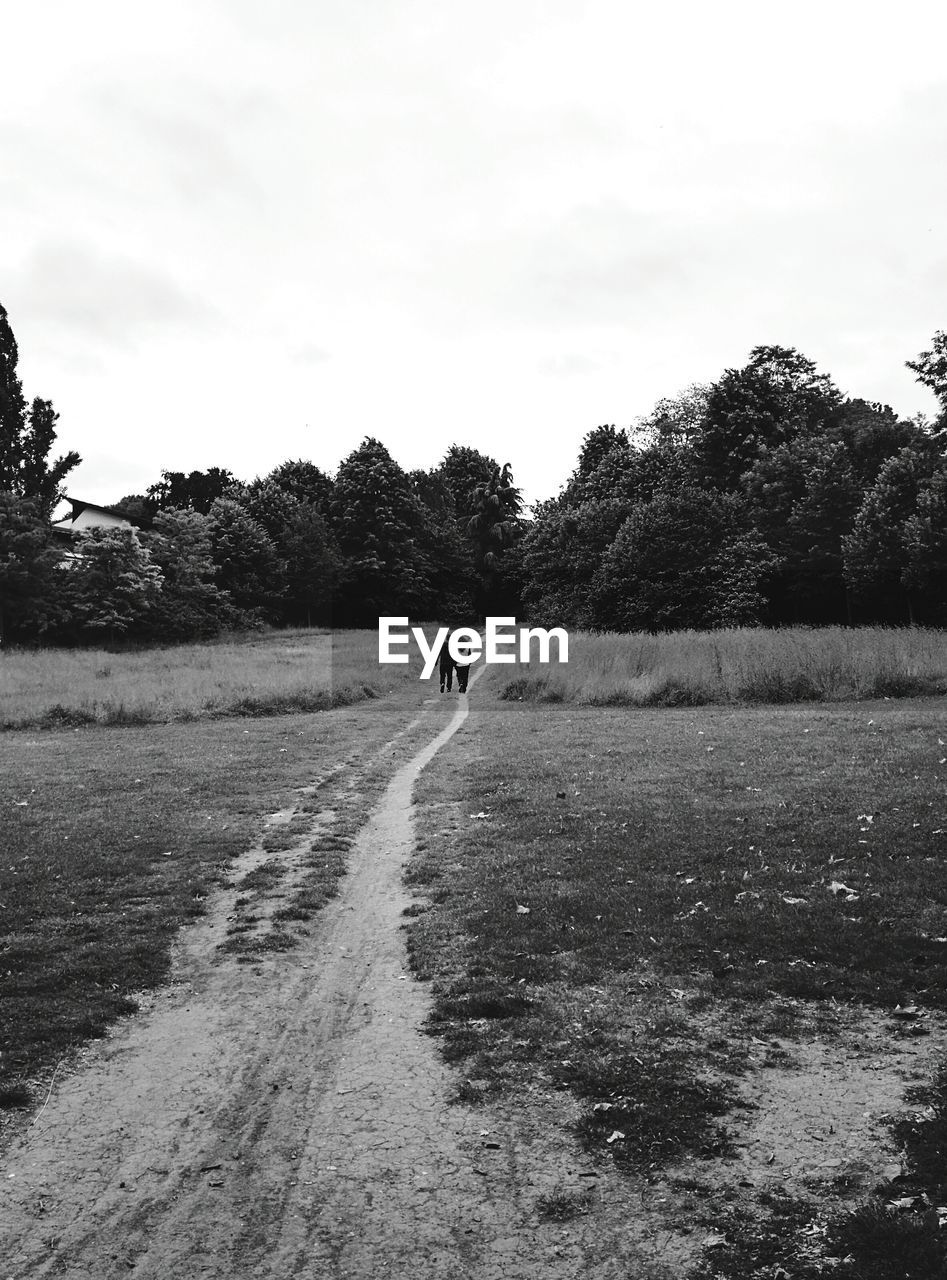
438;637;455;692
454;637;476;693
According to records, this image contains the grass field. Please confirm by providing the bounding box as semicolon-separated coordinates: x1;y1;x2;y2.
4;623;947;1273
0;627;426;729
408;683;947;1275
497;626;947;706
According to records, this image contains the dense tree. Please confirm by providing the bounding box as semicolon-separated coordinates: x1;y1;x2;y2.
520;496;630;628
409;469;478;620
241;476;343;624
842;448;940;623
708;530;780;628
261;459;334;513
110;494;154;528
743;436;861;620
465;463;524;617
329;438;433;623
207;496;285;622
694;346;842;488
593;488;734;631
142;509;233;639
435;446;498;527
633;384;711;448
62;528;163;642
0;303;79;511
574;425;629;479
0;494;64;644
837;399;928;487
145;468;237;516
902;464;947;623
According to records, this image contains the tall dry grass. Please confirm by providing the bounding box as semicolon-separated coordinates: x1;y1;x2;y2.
492;627;947;706
0;629;422;729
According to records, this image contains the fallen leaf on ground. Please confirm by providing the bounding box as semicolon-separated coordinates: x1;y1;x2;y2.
891;1004;925;1020
827;880;856;896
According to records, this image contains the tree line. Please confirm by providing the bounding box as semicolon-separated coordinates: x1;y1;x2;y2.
522;343;947;630
1;294;946;646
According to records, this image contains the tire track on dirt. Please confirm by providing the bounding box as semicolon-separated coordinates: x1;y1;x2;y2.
0;674;677;1279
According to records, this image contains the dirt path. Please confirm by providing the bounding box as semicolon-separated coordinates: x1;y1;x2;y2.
0;680;679;1280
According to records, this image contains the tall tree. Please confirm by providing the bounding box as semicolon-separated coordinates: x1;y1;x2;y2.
262;459;334;514
329;438;433;623
0;494;64;645
207;496;285;622
574;425;628;478
632;384;711;448
520;496;630;629
142;509;233;640
837;398;929;486
842;447;939;623
435;446;498;528
694;345;842;489
465;463;524;617
409;469;478;621
145;468;237;516
242;479;342;625
903;464;947;623
63;528;163;643
592;488;733;631
743;435;861;621
0;302;79;511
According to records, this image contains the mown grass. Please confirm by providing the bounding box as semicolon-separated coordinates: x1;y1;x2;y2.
408;688;947;1253
0;627;430;730
496;626;947;706
0;685;432;1104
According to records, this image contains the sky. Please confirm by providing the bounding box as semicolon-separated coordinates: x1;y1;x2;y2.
3;0;947;509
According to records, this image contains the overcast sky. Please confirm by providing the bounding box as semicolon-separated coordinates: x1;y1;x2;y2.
3;0;946;508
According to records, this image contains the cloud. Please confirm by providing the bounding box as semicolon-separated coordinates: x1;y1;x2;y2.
10;242;218;347
86;81;271;211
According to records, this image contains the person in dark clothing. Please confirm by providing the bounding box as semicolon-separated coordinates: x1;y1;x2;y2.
454;638;474;693
438;640;455;692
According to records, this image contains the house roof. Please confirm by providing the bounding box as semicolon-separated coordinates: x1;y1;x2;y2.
51;497;136;537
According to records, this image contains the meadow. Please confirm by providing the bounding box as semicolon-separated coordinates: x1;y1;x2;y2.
499;625;947;706
408;675;947;1276
0;627;419;729
4;624;947;1274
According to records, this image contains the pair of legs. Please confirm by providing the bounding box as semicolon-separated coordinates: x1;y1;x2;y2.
439;660;470;693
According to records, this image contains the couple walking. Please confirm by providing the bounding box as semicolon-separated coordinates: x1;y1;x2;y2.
438;634;475;694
